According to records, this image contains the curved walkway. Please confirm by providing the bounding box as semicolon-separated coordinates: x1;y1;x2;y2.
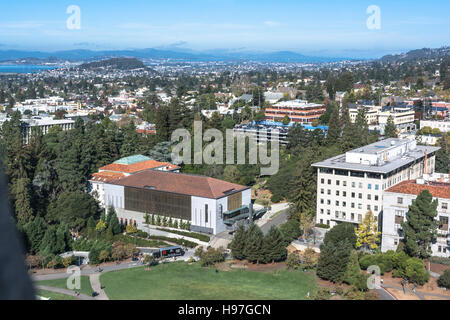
89;274;109;300
382;283;450;300
35;285;95;300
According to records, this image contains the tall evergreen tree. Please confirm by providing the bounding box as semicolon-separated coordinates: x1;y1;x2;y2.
243;223;264;264
401;190;438;259
262;226;287;263
325;103;340;145
384;115;398;138
229;224;246;260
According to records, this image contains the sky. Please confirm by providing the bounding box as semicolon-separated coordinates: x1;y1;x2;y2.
0;0;449;58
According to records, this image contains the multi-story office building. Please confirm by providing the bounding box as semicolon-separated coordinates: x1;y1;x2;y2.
21;117;75;144
420;120;450;133
381;174;450;257
89;154;179;208
312;138;440;228
103;170;251;235
349;104;381;124
265;100;325;124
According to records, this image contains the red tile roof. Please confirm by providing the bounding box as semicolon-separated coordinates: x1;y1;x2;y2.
99;160;179;174
90;171;126;182
386;180;450;199
110;170;250;199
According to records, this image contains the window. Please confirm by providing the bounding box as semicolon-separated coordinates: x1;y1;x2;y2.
352;182;356;188
368;184;372;190
374;206;378;212
351;192;355;198
320;219;323;224
443;203;448;210
351;213;355;220
358;204;362;209
358;214;362;222
343;181;347;187
367;194;371;200
395;215;404;224
327;190;331;195
320;189;324;194
397;197;403;205
327;200;331;205
205;204;209;223
375;195;379;201
343;202;346;207
321;179;325;184
219;204;223;219
320;199;324;204
336;191;340;196
358;193;362;199
359;183;363;189
351;203;355;208
336;201;339;206
327;209;330;215
343;191;347;197
367;205;371;211
336;180;340;186
320;209;324;214
328;179;332;185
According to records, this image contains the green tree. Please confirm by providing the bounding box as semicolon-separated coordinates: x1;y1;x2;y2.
262;226;287;263
243;223;264;264
384;115;398;138
401;190;438;259
229;224;247;260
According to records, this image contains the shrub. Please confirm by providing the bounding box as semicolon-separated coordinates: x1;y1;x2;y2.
405;258;430;285
197;247;225;267
314;287;331;300
365;290;380;300
438;270;450;289
430;257;450;266
143;255;158;266
286;253;300;270
345;286;365;300
315;223;330;229
270;194;282;203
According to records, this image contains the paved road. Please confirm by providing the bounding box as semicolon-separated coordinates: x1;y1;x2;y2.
35;285;95;300
377;287;396;300
260;209;289;234
89;274;109;300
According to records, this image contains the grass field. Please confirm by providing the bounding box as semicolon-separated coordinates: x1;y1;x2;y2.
100;262;317;300
36;289;79;300
34;276;94;296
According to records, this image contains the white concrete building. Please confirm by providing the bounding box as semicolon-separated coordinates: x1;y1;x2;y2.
89;154;179;208
381;174;450;257
21;117;75;144
420;120;450;133
312;138;440;228
103;170;251;235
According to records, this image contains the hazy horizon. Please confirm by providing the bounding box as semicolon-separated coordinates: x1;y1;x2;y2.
1;0;449;59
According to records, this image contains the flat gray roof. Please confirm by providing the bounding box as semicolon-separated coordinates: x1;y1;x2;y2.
312;140;440;174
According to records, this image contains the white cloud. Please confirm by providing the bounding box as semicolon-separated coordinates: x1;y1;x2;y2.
264;21;281;27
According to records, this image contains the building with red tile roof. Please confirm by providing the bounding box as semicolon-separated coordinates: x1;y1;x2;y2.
88;154;180;208
103;170;252;235
382;174;450;258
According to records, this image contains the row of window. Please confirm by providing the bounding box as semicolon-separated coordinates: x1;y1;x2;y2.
397;197;448;210
319;199;379;212
320;189;380;201
320;178;380;190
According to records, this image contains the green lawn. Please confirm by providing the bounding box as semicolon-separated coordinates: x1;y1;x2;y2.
36;289;79;300
100;262;317;300
34;276;94;296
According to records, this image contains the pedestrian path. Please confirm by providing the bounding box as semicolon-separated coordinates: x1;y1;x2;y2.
35;285;95;300
382;283;450;300
89;273;109;300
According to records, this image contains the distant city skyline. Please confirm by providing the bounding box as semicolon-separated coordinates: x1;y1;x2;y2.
0;0;449;58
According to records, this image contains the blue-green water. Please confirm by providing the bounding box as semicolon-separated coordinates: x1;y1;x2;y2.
0;65;60;74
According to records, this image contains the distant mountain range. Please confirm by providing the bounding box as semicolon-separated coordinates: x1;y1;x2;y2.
0;48;352;64
380;46;450;63
78;57;146;70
